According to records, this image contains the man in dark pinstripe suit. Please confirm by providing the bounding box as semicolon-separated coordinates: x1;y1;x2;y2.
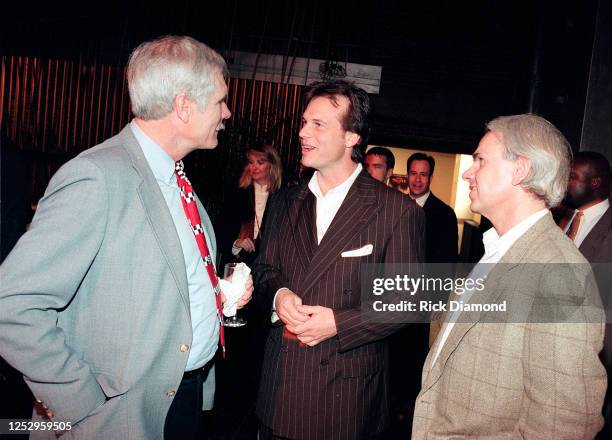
254;80;425;439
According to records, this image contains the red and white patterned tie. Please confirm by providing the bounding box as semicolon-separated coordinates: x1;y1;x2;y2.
175;160;225;358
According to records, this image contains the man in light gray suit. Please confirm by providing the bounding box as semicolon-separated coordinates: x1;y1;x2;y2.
0;35;252;439
413;114;607;439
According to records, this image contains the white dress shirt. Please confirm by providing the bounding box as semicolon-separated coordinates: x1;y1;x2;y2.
431;208;549;366
563;199;609;247
308;164;363;244
412;191;430;208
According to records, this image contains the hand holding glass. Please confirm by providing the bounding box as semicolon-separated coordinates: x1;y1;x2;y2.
222;263;247;327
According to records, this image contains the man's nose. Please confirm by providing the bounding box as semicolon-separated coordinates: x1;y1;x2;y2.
222;103;231;119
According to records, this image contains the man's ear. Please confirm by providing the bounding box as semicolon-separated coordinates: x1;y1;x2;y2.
512;156;531;185
590;175;602;191
385;168;394;181
174;93;192;123
344;131;360;149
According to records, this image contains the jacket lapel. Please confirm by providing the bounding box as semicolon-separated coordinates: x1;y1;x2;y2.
300;171;379;295
287;184;318;270
120;127;191;312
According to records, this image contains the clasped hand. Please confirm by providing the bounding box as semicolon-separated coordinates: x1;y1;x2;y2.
275;289;337;346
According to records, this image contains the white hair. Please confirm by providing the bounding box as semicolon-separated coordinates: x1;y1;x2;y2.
127;35;228;120
487;114;572;207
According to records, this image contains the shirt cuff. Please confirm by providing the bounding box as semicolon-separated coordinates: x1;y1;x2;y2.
271;288;291;323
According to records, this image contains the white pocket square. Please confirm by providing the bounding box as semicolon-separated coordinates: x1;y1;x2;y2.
341;244;373;258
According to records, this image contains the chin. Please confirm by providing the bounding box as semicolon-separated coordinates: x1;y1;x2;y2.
200;140;218;149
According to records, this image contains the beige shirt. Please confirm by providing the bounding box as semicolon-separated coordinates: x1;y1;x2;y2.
253;181;269;239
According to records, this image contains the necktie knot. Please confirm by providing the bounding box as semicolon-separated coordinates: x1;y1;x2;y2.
175;160;189;182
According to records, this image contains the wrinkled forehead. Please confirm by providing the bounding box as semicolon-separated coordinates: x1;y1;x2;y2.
475;131;505;156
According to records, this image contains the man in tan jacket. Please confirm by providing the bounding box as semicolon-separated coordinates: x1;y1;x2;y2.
412;114;607;439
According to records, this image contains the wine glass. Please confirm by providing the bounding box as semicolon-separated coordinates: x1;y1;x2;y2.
222;263;247;327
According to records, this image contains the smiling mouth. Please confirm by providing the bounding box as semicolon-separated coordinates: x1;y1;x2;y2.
301;145;315;153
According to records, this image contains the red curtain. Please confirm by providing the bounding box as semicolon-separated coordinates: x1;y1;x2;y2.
1;55;305;199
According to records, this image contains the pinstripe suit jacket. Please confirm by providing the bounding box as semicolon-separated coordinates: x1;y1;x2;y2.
254;171;425;439
412;213;607;439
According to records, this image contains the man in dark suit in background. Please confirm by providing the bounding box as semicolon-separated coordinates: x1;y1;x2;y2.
563;151;611;439
563;151;611;264
388;152;458;431
407;152;458;264
364;146;395;184
254;80;425;439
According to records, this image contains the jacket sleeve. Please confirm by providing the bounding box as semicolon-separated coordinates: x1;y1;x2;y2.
514;264;606;438
0;156;108;424
251;190;290;312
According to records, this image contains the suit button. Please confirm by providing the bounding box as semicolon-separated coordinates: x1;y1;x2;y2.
343;289;352;295
166;388;176;398
180;344;189;352
320;359;329;366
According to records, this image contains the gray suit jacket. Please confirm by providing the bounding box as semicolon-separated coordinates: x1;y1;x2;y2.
0;126;217;439
412;213;607;439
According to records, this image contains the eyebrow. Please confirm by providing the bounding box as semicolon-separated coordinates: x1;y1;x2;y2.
303;117;325;125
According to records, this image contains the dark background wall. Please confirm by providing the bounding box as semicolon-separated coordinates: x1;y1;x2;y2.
581;0;612;159
1;0;604;155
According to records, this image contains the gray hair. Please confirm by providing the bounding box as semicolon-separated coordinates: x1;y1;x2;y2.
487;114;572;207
127;35;228;120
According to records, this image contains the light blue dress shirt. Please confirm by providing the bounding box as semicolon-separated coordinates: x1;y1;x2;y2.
130;121;219;372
